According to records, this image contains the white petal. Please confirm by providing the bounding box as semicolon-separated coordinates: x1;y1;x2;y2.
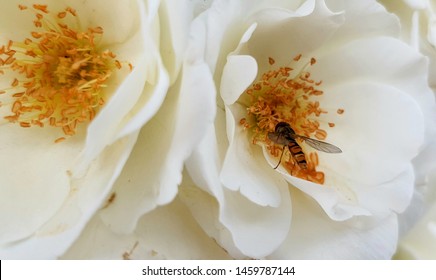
402;0;428;10
219;186;291;258
220;55;258;105
95;127;159;235
292;82;422;220
395;170;436;259
282;170;372;220
220;104;286;207
377;1;436;97
312;37;433;109
0;134;138;259
247;0;344;72
314;36;436;156
186;124;226;199
155;61;216;205
159;0;194;84
75;0;170;173
179;170;246;258
190;0;214;17
318;83;423;185
323;0;400;46
0;125;81;245
187;127;292;258
116;60;169;139
427;17;436;47
99;54;216;234
192;0;303;72
356;165;415;216
397;189;426;237
62;198;231;259
74;56;152;173
268;188;398;259
396;203;436;259
74;0;157;46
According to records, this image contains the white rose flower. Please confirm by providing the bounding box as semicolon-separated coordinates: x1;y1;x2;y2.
59;0;221;259
178;0;436;259
0;0;169;259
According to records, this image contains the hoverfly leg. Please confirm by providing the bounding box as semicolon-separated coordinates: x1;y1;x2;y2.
273;145;286;169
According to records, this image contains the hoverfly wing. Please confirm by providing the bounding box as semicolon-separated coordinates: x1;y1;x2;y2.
297;136;342;153
268;131;290;145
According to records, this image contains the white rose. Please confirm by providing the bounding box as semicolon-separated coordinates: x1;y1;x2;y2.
178;0;436;259
0;0;169;259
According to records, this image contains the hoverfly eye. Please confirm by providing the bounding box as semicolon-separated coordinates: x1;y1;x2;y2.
275;122;292;132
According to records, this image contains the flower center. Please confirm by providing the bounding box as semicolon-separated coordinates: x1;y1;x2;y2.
0;4;131;142
239;55;339;184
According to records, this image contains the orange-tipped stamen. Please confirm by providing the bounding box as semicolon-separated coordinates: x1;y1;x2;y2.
0;4;132;142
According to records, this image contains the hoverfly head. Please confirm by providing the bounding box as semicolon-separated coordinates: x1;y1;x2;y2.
275;122;295;135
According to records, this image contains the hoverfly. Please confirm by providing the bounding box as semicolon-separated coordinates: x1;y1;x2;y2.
267;122;342;170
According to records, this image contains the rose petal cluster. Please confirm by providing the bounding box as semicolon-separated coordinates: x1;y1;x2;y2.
378;0;436;259
179;0;436;259
65;0;436;260
0;0;169;259
2;0;436;260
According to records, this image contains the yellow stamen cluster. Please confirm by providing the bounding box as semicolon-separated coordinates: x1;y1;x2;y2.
240;55;332;184
0;4;130;141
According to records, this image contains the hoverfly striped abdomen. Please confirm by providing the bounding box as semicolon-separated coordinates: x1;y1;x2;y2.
286;138;308;169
